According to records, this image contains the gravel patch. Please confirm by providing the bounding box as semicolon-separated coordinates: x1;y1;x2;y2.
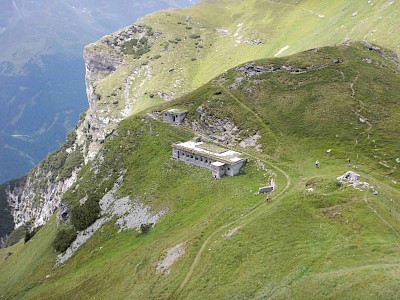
223;226;242;238
156;242;186;274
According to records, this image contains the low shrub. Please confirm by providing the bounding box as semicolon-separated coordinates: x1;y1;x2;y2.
53;228;77;252
4;225;27;247
140;223;153;234
24;226;42;243
70;197;101;231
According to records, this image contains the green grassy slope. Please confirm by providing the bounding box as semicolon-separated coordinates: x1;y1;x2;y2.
91;0;400;120
1;42;400;299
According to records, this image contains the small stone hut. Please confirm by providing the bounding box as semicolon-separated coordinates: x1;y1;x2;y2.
171;141;246;178
162;109;187;125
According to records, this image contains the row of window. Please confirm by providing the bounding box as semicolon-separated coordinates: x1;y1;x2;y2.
177;150;212;164
176;150;231;171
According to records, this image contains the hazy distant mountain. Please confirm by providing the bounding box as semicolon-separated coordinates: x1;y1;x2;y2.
0;0;195;183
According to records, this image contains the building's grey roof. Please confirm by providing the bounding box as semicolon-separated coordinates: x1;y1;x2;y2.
172;141;245;164
163;108;187;114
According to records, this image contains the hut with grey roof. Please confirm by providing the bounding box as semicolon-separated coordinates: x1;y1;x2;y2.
171;141;246;178
162;109;187;125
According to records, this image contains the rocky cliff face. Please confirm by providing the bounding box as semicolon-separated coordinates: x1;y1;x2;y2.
6;168;79;228
3;23;160;231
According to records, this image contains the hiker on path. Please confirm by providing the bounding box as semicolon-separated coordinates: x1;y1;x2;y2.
347;158;351;167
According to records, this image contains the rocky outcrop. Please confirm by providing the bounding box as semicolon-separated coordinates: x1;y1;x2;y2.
235;60;344;77
56;178;166;265
6;167;79;229
336;171;378;194
2;22;161;231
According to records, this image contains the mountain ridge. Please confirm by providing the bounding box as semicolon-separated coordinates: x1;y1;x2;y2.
1;41;400;298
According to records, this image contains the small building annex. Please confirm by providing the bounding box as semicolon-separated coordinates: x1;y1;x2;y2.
171;141;247;178
162;109;187;125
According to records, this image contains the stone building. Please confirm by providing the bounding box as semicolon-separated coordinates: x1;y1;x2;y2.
171;141;246;178
162;109;187;125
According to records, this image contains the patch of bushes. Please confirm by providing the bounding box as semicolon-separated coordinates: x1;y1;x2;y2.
139;37;148;45
133;45;151;59
39;130;78;180
140;223;153;234
122;37;151;58
4;224;27;247
53;227;77;252
190;34;201;39
59;149;84;181
70;197;101;231
24;226;42;243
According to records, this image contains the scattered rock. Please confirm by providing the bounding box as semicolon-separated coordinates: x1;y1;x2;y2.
223;226;242;238
56;176;166;266
337;171;360;185
236;60;343;77
239;133;261;148
229;76;245;89
361;41;383;54
196;106;204;115
337;171;377;193
156;242;186;274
